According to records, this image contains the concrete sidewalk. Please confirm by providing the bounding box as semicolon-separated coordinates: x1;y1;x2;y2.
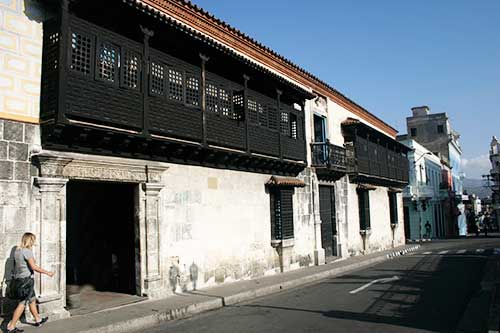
19;244;420;333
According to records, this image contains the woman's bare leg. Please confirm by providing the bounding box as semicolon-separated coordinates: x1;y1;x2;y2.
7;303;25;330
28;299;41;322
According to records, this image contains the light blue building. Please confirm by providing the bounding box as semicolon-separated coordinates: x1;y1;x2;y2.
398;138;446;240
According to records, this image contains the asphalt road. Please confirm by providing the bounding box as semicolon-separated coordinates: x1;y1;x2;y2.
141;238;500;333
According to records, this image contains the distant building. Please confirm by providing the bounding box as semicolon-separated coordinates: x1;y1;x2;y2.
490;136;500;224
406;106;464;196
398;138;446;239
405;106;464;236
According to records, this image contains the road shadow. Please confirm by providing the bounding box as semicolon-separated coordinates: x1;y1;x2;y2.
241;252;489;333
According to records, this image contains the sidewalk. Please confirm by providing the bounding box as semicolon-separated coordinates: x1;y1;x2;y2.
21;244;420;333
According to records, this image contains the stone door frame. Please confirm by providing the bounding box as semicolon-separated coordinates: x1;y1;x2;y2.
32;150;168;318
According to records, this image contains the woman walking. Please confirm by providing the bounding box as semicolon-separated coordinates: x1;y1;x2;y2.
6;233;54;333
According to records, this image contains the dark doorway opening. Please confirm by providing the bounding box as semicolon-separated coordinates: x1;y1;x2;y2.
319;185;337;258
66;181;139;313
404;206;411;239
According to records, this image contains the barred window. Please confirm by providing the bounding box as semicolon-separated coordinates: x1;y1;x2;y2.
122;51;140;89
258;103;268;127
168;69;183;102
270;188;295;240
280;112;290;135
220;88;231;117
268;106;278;130
290;113;298;139
97;43;118;82
185;75;200;106
248;99;258;124
206;83;218;113
150;62;165;96
357;189;371;230
70;32;92;75
232;92;244;120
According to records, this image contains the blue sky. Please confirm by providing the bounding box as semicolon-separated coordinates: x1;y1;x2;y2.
190;0;500;178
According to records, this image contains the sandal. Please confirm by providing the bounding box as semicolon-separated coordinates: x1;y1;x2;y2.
7;327;24;333
34;317;48;327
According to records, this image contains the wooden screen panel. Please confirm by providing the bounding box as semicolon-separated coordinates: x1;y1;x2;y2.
280;189;295;239
41;21;60;121
357;189;371;230
320;186;335;257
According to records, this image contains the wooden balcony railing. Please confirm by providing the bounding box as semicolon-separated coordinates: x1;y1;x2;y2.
310;141;347;172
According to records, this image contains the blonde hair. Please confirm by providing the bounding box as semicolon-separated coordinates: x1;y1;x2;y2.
20;232;36;249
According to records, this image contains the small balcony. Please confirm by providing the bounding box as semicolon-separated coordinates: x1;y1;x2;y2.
310;141;347;180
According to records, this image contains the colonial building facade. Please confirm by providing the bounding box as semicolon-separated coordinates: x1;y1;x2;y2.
398;138;446;240
404;106;464;236
0;0;408;319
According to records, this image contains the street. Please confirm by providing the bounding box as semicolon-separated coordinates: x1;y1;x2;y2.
140;238;500;333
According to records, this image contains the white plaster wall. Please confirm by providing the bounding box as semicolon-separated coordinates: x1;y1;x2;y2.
158;163;315;292
346;184;405;256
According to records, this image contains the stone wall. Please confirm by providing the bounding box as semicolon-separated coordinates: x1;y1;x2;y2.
0;119;40;312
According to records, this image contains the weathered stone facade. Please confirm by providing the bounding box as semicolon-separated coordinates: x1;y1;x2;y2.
1;0;408;320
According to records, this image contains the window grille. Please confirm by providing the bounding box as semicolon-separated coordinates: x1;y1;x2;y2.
290;113;298;139
70;32;92;75
168;69;183;102
185;75;200;106
232;92;244;120
47;32;59;70
150;62;165;96
248;99;258;123
268;106;278;130
270;189;295;240
206;83;218;113
219;88;231;117
258;103;268;127
97;43;118;83
122;51;140;89
280;112;290;135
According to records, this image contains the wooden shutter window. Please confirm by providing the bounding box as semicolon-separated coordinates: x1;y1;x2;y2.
358;189;371;231
270;188;294;241
389;192;398;225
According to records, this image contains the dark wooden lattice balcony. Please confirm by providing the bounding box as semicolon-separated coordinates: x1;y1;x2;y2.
311;141;347;171
40;2;314;176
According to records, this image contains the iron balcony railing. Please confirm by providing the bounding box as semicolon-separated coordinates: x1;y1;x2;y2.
310;141;347;172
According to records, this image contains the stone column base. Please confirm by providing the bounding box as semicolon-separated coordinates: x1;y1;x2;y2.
272;239;295;272
314;248;325;266
38;296;70;320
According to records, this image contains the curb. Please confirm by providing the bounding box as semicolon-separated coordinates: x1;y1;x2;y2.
386;245;421;259
45;245;420;333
